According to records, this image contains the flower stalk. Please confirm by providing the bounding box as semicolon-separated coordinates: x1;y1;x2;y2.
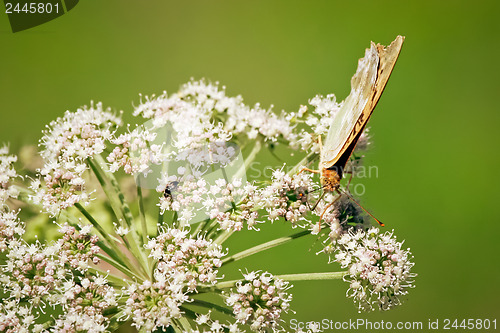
222;229;311;265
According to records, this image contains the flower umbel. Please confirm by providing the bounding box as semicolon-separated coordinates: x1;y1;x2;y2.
0;73;415;332
146;227;224;291
226;271;292;332
330;227;416;312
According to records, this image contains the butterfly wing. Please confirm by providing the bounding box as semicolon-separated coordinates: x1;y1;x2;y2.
321;36;404;171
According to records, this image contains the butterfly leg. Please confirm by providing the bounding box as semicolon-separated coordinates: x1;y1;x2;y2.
309;190;326;212
299;167;320;174
318;134;323;152
299;134;324;175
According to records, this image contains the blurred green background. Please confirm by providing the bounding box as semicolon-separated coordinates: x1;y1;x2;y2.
1;1;499;332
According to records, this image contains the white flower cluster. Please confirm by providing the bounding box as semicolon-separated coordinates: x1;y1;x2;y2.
330;227;416;312
0;300;44;333
34;102;122;215
123;268;187;332
107;127;164;175
158;176;260;230
0;210;24;252
0;76;414;332
0;224;115;332
133;85;238;178
157;168;318;231
226;271;292;332
135;80;295;144
260;169;314;225
40;102;122;162
293;94;342;151
134;80;295;181
0;146;19;207
1;242;61;306
30;161;90;216
146;227;224;291
53;274;117;333
123;229;225;332
192;311;243;333
57;223;100;271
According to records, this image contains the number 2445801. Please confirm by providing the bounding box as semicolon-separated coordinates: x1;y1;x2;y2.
5;2;60;14
443;319;496;330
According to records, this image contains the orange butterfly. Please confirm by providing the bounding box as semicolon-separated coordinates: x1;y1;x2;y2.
304;35;405;226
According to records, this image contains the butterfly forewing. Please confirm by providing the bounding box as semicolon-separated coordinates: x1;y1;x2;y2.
321;36;404;173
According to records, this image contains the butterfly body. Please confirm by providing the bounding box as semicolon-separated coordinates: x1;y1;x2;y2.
320;167;341;192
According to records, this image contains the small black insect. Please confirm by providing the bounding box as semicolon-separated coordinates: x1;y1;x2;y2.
163;181;179;199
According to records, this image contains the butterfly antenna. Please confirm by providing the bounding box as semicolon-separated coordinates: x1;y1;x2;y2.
338;189;385;227
345;170;354;190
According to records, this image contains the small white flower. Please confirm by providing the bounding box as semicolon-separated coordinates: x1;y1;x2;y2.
115;226;130;236
79;224;92;235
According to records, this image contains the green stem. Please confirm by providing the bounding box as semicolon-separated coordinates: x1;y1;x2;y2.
222;229;311;265
94;240;129;270
189;298;234;316
86;266;128;286
205;218;221;239
215;271;347;290
276;271;347;281
234;137;262;180
74;203;114;246
136;178;155;276
95;253;143;281
191;218;206;236
86;157;128;229
136;177;148;244
177;316;193;331
17;187;133;271
179;307;197;320
74;202;134;271
88;155;150;277
197;217;215;237
172;211;178;224
168;320;183;333
87;156;136;230
157;207;164;226
215;280;239;289
214;229;234;245
104;313;126;333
